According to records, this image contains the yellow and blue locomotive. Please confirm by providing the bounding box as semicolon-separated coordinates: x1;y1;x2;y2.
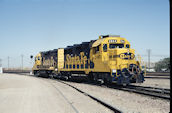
32;35;144;85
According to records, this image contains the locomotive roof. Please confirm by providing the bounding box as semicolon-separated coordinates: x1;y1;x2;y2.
92;36;127;47
92;38;105;47
41;49;57;54
102;35;120;38
65;41;91;50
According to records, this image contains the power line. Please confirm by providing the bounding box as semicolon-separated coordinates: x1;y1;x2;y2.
30;55;33;74
0;58;2;67
0;59;2;74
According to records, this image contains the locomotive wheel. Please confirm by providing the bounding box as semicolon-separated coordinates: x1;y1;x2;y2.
88;73;94;82
93;74;98;83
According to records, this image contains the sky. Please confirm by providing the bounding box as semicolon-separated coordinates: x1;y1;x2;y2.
0;0;170;68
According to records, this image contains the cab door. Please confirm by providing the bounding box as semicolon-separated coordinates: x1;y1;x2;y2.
91;45;102;70
102;43;108;63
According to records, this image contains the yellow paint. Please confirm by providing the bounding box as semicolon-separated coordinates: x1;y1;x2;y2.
58;48;64;69
33;35;142;78
32;53;41;71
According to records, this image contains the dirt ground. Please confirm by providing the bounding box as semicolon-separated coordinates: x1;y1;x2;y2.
0;73;112;113
0;73;170;113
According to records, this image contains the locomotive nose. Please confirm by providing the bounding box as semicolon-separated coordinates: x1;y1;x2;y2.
128;64;145;83
113;64;145;85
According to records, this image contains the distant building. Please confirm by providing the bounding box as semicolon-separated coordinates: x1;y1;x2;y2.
139;61;156;72
140;61;155;68
161;68;169;72
146;68;155;72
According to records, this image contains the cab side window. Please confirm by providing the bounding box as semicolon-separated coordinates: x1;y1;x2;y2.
93;45;100;54
126;44;130;48
96;45;99;53
38;57;40;60
103;44;107;52
93;47;96;54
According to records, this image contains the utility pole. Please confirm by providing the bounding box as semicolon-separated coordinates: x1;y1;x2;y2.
147;49;151;72
21;54;24;72
0;58;2;74
8;56;9;70
0;58;2;67
30;55;33;75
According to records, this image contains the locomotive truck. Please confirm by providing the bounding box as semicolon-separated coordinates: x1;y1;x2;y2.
32;35;145;85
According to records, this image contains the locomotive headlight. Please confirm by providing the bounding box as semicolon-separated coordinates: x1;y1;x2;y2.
112;69;116;73
127;49;130;54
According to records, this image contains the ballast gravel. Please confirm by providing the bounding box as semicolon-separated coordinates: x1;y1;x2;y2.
131;78;170;89
63;81;170;113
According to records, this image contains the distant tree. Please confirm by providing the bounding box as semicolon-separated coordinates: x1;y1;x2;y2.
154;57;170;72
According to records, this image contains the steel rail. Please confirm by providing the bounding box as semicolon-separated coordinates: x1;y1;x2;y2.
109;85;170;100
57;80;123;113
128;85;170;92
9;73;170;101
16;73;123;113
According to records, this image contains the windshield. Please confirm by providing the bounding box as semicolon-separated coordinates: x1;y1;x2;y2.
109;44;124;48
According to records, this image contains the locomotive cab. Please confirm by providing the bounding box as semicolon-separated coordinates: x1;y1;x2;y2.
32;53;42;75
91;35;144;85
32;50;57;77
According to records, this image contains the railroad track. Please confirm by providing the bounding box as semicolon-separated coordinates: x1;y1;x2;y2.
145;72;170;79
8;73;171;100
14;73;123;113
146;72;170;76
144;76;169;79
107;84;170;100
82;82;170;100
57;80;122;113
56;78;170;100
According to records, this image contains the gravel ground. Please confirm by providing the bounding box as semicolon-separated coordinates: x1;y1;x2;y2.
0;73;169;113
0;73;113;113
63;81;170;113
131;78;170;89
